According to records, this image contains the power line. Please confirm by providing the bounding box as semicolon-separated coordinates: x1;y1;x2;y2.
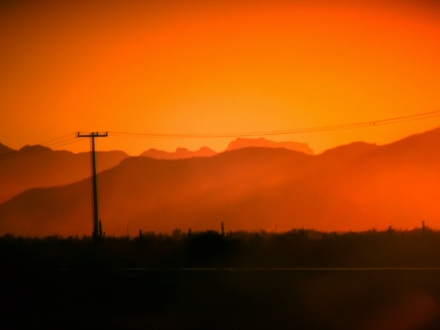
0;133;84;162
30;133;77;146
0;110;439;162
109;110;440;139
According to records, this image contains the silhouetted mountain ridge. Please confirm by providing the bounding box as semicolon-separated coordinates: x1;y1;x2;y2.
0;143;14;155
2;128;440;237
225;137;314;155
0;144;129;203
140;137;314;159
141;146;217;159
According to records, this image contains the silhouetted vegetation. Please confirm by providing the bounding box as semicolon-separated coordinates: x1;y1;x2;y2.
2;227;440;270
3;228;440;329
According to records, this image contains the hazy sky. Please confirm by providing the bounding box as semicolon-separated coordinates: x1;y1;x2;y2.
1;0;440;155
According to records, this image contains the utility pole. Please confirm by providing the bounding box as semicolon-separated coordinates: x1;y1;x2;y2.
77;132;108;242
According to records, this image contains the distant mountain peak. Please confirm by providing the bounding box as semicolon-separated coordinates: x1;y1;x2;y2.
19;145;52;152
0;143;14;155
141;146;217;160
225;137;314;155
141;138;314;159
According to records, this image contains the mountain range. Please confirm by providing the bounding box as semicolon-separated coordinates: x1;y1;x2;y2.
140;137;313;159
0;144;128;204
225;137;313;154
0;138;312;204
141;146;217;159
1;130;439;237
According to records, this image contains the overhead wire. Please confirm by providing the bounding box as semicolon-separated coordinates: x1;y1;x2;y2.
0;133;85;162
0;110;439;162
109;110;440;139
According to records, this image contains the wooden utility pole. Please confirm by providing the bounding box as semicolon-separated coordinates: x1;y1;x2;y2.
77;132;108;242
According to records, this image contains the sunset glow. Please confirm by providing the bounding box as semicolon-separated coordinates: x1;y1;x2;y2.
1;0;440;155
5;4;440;328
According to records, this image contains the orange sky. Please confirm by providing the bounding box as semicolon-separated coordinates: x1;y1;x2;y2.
1;0;440;155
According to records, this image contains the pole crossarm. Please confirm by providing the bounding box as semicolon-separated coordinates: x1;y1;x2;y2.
77;132;108;138
77;131;108;242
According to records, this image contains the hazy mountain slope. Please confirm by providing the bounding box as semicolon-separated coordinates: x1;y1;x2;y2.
0;145;129;203
2;128;440;237
330;128;440;230
226;137;314;155
0;148;310;236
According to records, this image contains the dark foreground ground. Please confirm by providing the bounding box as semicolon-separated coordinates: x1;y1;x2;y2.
2;230;440;329
3;268;440;329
